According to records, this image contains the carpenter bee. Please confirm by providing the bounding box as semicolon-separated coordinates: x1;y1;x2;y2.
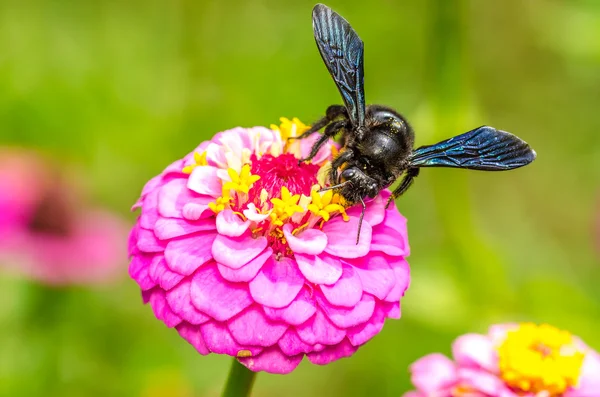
296;4;536;241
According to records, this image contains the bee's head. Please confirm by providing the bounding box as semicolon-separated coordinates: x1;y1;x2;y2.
339;166;380;200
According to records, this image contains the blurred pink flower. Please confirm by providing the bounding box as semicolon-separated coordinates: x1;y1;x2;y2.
129;118;411;374
404;323;600;397
0;148;127;285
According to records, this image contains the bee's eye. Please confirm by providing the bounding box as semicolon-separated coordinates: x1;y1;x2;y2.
340;168;357;182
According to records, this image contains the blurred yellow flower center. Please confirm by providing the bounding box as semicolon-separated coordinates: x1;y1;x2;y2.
497;323;585;396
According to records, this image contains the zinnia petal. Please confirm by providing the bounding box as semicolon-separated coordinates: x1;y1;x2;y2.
128;123;411;374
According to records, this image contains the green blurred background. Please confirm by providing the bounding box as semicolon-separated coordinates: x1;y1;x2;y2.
1;0;600;395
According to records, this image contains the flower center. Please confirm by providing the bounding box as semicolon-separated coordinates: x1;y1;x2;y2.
186;118;349;259
27;192;72;236
497;323;585;396
249;153;320;199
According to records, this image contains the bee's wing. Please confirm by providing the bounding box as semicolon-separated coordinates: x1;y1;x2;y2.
313;4;366;128
409;126;536;170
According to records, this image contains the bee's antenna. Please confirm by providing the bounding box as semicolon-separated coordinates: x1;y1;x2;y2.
318;180;352;193
356;197;366;245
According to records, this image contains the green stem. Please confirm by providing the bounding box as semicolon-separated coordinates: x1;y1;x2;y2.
221;358;257;397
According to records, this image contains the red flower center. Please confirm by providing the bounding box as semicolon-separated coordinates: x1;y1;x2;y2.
249;153;320;199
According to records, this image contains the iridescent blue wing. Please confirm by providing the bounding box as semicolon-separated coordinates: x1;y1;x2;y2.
312;4;366;128
409;126;536;170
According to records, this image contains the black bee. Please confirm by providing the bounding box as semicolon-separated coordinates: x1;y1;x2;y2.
296;4;536;241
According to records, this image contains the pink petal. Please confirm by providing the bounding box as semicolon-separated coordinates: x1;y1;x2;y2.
216;210;251;237
200;321;262;356
382;208;410;256
282;224;327;255
217;248;272;283
307;338;358;365
238;347;303;374
187;166;222;197
452;333;498;373
457;367;508;395
136;228;167;253
263;287;317;326
154;217;215;240
370;224;408;256
567;351;600;397
295;253;343;285
212;234;267;269
249;257;304;308
401;392;425;397
410;353;458;393
164;232;216;275
381;301;401;319
320;264;363;307
487;323;517;345
139;189;159;229
149;257;185;290
350;254;396;300
346;193;386;228
228;306;288;347
147;289;182;328
165;279;210;325
296;310;346;346
243;203;271;222
384;258;411;302
140;174;164;199
347;306;386;346
129;253;157;290
128;223;140;257
318;293;375;329
323;216;372;259
158;178;211;218
278;330;317;356
182;202;212;221
190;264;253;321
176;322;209;355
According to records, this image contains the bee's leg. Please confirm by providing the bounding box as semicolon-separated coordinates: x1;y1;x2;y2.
329;149;354;185
291;105;348;140
356;197;367;244
385;168;420;209
298;120;347;164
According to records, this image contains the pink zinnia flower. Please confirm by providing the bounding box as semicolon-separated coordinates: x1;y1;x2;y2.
0;148;127;285
129;118;411;374
404;323;600;397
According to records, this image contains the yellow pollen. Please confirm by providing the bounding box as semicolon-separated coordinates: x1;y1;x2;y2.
237;350;252;358
222;164;260;199
271;117;311;142
269;187;304;226
308;189;349;222
208;196;230;214
182;151;208;174
497;323;585;396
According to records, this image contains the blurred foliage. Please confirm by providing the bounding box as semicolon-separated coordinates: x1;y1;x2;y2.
1;0;600;396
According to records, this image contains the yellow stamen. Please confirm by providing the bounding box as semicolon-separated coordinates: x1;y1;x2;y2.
182;151;208;174
271;117;311;142
269;186;304;226
308;189;349;222
222;164;260;198
292;222;310;236
497;323;585;396
208;196;230;214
